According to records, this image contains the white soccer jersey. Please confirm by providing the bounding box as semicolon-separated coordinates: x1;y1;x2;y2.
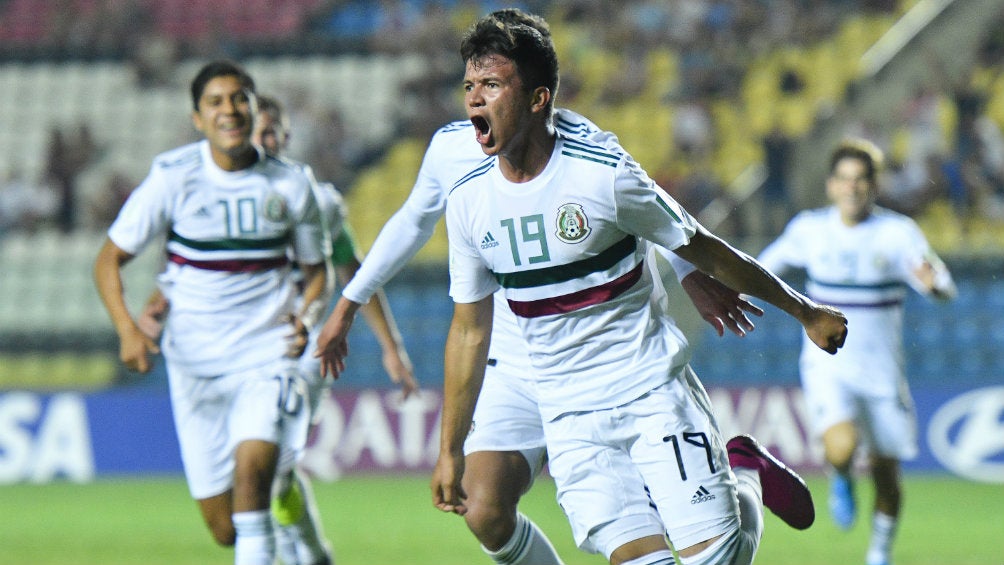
341;109;692;362
758;206;949;397
109;140;325;375
300;163;347;251
447;134;697;421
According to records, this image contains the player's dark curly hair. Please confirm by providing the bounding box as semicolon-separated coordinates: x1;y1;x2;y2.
829;137;884;183
461;18;559;111
189;60;256;111
489;8;551;38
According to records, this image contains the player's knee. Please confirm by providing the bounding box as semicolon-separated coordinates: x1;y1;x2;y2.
823;422;857;467
463;496;516;548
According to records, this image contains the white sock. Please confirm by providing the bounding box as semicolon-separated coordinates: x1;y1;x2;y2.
232;509;274;565
866;511;897;565
483;512;564;565
731;468;763;565
620;549;676;565
273;471;331;565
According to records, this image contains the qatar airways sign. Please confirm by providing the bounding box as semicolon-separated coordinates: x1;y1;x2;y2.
0;385;1001;482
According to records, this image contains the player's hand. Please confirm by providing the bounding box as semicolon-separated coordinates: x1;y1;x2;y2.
430;452;467;515
681;270;764;337
383;347;419;399
913;259;938;291
137;293;169;341
802;304;848;354
315;297;359;379
120;325;160;373
285;315;310;359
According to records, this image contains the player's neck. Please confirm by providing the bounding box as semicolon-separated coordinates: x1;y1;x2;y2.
498;128;556;183
840;211;870;226
211;144;260;172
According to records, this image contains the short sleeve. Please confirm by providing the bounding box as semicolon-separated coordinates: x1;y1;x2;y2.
445;193;499;304
613;154;697;251
107;164;170;256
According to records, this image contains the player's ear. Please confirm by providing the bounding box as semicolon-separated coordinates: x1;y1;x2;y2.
191;109;205;134
530;86;551;114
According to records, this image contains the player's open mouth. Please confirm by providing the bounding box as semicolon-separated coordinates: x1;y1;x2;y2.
471;116;491;145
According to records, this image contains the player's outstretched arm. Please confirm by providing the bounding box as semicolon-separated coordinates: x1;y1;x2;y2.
94;238;160;373
334;261;418;397
673;225;848;354
287;261;329;359
431;296;493;516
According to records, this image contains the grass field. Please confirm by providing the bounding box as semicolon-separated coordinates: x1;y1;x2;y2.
1;474;1000;565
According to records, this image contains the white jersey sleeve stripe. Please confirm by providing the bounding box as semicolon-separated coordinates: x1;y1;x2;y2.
450;158;495;194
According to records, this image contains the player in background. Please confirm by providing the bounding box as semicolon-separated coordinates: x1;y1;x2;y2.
315;9;765;565
431;17;848;565
252;93;417;401
94;60;326;565
758;138;956;565
258;93;417;565
137;93;418;565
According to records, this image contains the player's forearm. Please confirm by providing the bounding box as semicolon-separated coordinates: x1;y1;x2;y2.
677;228;816;324
359;289;407;354
93;240;139;336
440;340;489;457
439;302;492;456
297;262;329;330
341;206;439;304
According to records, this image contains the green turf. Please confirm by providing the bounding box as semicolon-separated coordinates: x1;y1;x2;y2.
1;474;1000;564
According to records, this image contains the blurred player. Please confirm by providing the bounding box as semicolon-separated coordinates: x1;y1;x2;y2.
137;93;418;565
758;138;956;565
315;9;764;565
431;17;848;565
256;93;417;565
94;60;326;565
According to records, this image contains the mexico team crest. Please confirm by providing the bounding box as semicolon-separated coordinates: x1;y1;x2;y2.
555;203;591;243
263;192;288;222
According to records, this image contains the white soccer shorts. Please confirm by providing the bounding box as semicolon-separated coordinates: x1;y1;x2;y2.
463;357;548;479
167;359;312;500
544;367;741;557
801;372;918;460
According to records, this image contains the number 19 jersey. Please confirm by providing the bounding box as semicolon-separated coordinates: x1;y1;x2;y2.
447;134;698;422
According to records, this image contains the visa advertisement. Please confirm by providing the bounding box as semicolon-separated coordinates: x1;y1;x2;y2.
0;385;1001;484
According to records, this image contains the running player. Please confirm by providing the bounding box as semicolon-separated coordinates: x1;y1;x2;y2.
758;138;956;565
259;93;417;565
432;18;847;565
135;93;419;565
94;60;326;565
315;10;764;565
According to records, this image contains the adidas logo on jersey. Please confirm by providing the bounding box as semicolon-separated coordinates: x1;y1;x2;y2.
480;232;500;249
691;485;715;505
